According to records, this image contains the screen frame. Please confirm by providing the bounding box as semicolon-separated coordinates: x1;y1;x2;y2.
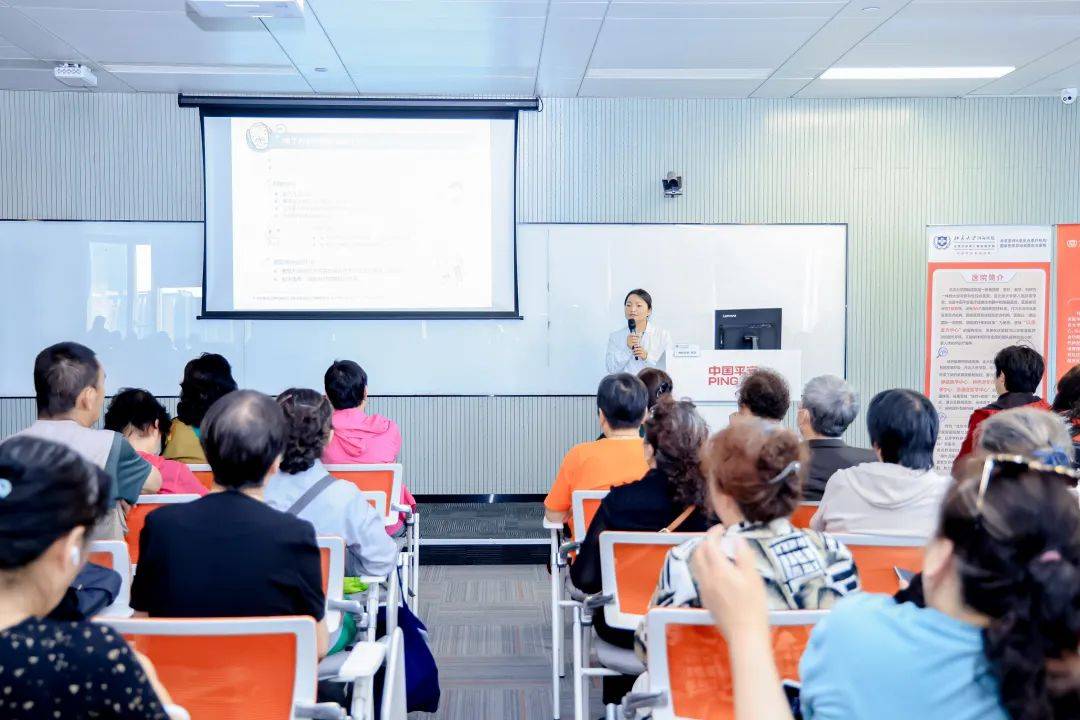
192;101;524;320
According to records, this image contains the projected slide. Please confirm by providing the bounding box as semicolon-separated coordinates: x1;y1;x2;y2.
202;115;517;315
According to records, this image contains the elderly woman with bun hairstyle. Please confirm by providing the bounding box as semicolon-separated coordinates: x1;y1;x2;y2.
634;418;860;660
0;436;179;719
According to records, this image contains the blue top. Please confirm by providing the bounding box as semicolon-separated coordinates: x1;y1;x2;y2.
800;594;1007;720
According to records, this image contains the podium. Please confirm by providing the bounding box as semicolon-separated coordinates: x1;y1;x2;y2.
667;350;802;430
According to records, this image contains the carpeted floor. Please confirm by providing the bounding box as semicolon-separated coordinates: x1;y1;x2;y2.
414;564;603;720
417;502;548;540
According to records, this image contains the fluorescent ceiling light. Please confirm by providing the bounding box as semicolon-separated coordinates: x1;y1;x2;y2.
101;63;297;76
821;66;1014;80
587;68;772;81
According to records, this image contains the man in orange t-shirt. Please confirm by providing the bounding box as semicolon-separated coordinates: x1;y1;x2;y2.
544;373;650;535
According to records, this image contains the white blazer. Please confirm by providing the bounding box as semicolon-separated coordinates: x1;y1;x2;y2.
605;323;672;375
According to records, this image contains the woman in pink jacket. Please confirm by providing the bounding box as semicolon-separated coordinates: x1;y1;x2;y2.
322;360;414;535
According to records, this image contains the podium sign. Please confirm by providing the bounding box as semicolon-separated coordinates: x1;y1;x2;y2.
668;350;802;412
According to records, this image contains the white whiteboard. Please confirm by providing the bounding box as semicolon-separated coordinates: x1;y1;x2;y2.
0;221;845;396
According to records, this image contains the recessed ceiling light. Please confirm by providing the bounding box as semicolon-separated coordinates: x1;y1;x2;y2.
314;67;328;73
821;66;1014;80
587;68;772;81
861;6;880;13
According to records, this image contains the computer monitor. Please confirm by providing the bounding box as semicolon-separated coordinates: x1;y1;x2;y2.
714;308;782;350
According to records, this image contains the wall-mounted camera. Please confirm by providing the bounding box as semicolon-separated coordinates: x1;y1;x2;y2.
662;172;683;198
1062;88;1077;105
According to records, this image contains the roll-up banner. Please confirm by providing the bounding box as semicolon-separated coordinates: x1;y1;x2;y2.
925;225;1052;471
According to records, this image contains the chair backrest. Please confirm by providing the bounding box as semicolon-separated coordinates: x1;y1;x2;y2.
126;494;201;564
646;607;826;720
790;501;819;529
87;540;132;616
381;628;407;720
186;464;214;490
570;489;609;542
316;536;346;635
324;464;403;527
831;533;925;594
599;531;704;630
101;616;318;720
361;490;388;517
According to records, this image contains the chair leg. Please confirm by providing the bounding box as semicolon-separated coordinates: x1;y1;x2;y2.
551;533;561;719
411;513;420;606
572;606;584;720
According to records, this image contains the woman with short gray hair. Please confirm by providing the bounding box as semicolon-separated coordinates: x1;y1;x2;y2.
977;406;1075;467
797;375;875;501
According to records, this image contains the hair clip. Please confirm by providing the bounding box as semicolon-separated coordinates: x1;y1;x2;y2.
1033;447;1073;468
767;461;800;485
0;478;11;500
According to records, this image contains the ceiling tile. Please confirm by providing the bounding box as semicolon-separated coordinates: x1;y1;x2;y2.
17;7;291;65
590;16;830;69
579;76;763;97
311;0;546;86
607;1;844;21
114;70;314;93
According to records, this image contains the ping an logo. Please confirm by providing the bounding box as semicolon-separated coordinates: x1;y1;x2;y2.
1067;238;1079;249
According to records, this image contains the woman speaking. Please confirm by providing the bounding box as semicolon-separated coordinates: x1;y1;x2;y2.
606;288;672;374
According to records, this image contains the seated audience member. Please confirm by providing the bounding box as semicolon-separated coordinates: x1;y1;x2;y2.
797;375;875;501
732;368;790;422
978;406;1075;467
266;388;397;578
812;389;950;538
637;367;674;414
162;353;237;464
953;344;1050;475
1052;364;1080;469
544;373;650;534
321;360;414;536
798;457;1080;720
104;388;209;496
571;398;711;704
131;390;329;658
635;418;859;660
5;342;160;539
0;436;177;719
895;406;1076;609
597;367;673;441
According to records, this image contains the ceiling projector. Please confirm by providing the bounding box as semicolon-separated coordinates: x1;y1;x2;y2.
53;63;97;88
187;0;304;18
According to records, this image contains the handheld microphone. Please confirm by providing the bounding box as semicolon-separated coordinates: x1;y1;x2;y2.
628;318;636;333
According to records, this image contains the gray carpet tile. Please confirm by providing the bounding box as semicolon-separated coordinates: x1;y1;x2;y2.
414;564;604;720
418;502;548;540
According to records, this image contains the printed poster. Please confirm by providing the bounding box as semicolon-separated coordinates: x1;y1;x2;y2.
925;225;1051;471
1056;225;1080;381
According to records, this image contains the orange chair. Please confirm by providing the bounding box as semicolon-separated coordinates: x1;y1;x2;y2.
100;615;400;720
186;464;214;491
571;490;609;544
790;501;820;529
832;534;925;594
572;531;704;719
631;607;826;720
324;464;419;606
545;488;610;719
87;540;133;617
314;535;390;646
126;494;201;564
